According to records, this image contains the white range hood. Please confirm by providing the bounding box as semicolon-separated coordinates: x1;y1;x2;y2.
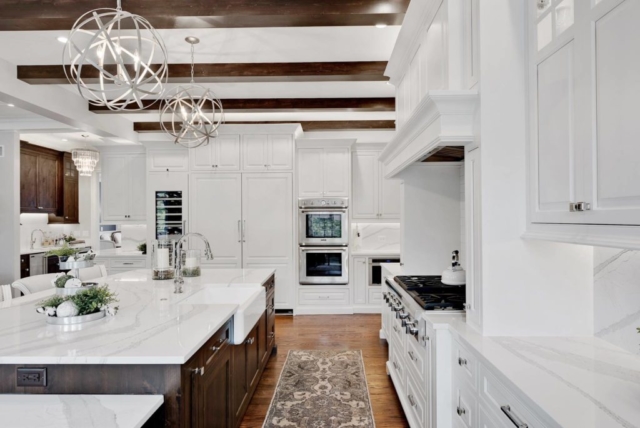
379;89;478;179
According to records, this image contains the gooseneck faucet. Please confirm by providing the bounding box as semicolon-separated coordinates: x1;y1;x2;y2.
174;233;213;293
30;229;44;249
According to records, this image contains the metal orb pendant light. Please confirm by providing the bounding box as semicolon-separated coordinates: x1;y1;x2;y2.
159;37;224;148
63;0;168;111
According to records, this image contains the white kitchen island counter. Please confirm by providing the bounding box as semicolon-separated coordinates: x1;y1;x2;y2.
0;394;163;428
0;268;275;365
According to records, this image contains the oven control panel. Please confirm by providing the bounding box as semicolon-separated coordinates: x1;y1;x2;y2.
298;197;348;208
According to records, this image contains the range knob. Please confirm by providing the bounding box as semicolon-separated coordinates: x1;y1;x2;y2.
406;320;419;336
321;200;326;206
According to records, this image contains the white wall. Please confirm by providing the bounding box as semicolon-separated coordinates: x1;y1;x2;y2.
399;164;462;274
0;135;20;285
594;248;640;354
478;0;593;336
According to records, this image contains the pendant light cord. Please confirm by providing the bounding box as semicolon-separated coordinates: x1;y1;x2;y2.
190;43;195;84
116;0;122;11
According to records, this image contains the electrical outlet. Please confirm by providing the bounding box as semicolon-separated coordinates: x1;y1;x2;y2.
16;368;47;387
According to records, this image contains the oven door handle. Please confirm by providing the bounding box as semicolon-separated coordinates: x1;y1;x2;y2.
300;248;348;253
299;209;348;214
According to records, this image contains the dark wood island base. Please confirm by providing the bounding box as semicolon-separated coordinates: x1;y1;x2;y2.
0;275;277;428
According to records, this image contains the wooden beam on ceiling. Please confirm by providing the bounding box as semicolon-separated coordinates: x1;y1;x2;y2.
134;121;395;132
18;62;388;85
0;0;410;31
422;146;465;163
89;98;395;113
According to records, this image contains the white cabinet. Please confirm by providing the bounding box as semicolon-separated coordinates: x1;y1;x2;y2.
297;147;350;197
189;173;243;268
148;148;188;172
464;148;482;330
352;256;368;305
189;135;240;171
242;134;293;171
102;152;146;222
528;0;640;228
242;173;294;308
96;257;147;276
352;150;401;220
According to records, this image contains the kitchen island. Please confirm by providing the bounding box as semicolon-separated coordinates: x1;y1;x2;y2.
0;268;277;427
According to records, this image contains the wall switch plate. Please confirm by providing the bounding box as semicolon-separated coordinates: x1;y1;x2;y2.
16;368;47;387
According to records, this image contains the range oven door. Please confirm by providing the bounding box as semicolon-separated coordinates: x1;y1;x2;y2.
298;209;348;246
299;247;349;285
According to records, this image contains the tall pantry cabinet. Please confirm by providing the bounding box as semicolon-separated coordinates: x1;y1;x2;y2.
142;127;299;310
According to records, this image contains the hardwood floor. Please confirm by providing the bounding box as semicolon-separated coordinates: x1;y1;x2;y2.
239;314;410;428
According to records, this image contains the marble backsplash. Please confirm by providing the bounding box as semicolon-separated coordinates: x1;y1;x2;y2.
352;223;400;253
594;247;640;354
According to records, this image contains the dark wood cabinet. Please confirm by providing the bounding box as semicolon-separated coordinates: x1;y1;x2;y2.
49;153;79;224
20;255;29;279
201;344;232;428
20;142;61;214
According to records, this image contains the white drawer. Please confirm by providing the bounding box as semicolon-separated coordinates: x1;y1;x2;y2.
452;337;478;390
453;379;478;428
405;333;428;392
479;363;547;428
298;289;349;305
389;341;406;393
479;402;510;428
406;369;428;428
389;315;406;349
368;287;382;304
110;259;146;269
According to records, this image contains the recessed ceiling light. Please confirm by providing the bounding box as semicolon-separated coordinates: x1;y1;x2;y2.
62;139;68;142
57;36;68;43
7;103;14;107
375;23;388;29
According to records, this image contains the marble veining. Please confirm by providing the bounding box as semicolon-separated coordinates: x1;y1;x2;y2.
0;268;274;364
0;394;163;428
425;313;640;428
594;247;640;354
352;223;400;253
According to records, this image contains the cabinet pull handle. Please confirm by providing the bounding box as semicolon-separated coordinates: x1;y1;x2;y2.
37;207;43;210
458;357;467;366
408;351;416;362
123;263;134;265
456;406;466;416
246;337;255;345
237;220;242;243
205;338;228;366
569;202;591;212
408;394;417;407
392;361;399;371
191;367;204;376
501;405;528;427
242;220;246;242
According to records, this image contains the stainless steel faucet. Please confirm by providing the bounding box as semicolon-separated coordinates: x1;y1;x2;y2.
30;229;44;249
174;233;213;293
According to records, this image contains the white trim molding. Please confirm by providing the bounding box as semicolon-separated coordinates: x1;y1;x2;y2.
379;90;478;179
523;222;640;251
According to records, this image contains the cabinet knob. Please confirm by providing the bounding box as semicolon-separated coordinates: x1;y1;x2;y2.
37;207;43;210
456;406;466;416
246;337;255;345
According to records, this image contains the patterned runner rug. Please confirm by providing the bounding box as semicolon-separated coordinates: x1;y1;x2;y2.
263;350;375;428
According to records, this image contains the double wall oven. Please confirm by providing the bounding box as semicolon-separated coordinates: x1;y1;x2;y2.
298;198;349;285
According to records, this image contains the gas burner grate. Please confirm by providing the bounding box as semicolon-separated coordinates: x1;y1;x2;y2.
394;275;466;310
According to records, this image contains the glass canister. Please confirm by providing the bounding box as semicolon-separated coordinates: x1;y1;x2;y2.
182;249;201;277
152;239;175;280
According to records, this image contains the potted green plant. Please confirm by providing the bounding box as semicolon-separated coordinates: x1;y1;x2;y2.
137;242;147;255
45;243;79;262
36;285;119;324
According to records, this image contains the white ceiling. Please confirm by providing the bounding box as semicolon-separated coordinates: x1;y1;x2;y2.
0;102;42;120
0;26;400;66
20;131;102;151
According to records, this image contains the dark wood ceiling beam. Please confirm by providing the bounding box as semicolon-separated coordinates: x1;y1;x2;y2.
0;0;410;31
90;98;395;113
134;121;395;132
18;62;389;85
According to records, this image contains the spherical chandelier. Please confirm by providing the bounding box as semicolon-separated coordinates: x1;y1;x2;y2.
63;0;168;111
159;37;224;149
72;148;100;177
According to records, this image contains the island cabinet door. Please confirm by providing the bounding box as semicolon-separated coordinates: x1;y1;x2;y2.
231;344;249;425
257;312;269;369
201;343;232;428
246;320;261;392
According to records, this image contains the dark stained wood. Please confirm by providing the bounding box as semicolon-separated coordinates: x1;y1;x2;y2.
89;98;396;113
200;341;233;428
239;314;409;428
0;0;410;31
49;153;80;224
422;146;466;162
20;141;61;214
135;121;396;133
18;62;389;85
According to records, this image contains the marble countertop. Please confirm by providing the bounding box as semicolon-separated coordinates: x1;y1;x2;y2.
94;249;146;258
20;243;91;256
0;394;163;428
0;268;275;365
424;313;640;428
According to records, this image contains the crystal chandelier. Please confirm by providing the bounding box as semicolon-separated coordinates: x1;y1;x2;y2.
72;148;100;177
63;0;168;111
159;37;224;148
